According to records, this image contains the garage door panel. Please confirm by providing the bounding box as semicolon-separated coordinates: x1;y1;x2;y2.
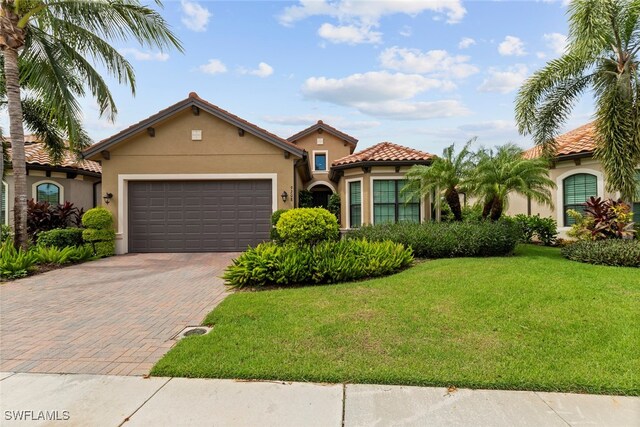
128;180;272;253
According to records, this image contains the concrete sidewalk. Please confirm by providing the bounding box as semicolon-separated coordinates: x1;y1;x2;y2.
0;372;638;426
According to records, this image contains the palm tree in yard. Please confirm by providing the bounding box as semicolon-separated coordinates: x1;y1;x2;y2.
0;0;182;249
515;0;640;202
404;139;475;221
469;144;556;221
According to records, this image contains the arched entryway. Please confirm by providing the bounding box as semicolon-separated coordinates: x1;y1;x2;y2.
307;182;335;208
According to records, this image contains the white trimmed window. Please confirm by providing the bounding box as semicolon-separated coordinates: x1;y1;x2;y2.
34;181;62;205
563;173;597;226
313;151;328;172
348;180;362;228
373;179;419;224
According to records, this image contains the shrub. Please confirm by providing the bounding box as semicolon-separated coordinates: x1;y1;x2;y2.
347;220;520;259
68;245;95;263
561;239;640;267
32;246;75;265
1;225;11;243
461;204;484;223
27;200;84;239
81;207;114;229
327;193;341;222
37;228;84;249
0;241;37;280
223;239;413;288
298;190;313;208
269;209;288;242
81;208;115;258
513;214;557;246
568;197;635;240
276;208;340;246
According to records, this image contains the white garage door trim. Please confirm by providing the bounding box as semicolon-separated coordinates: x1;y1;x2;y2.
116;173;278;254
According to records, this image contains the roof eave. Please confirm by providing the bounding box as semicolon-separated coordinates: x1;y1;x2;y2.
331;159;433;171
83;98;305;159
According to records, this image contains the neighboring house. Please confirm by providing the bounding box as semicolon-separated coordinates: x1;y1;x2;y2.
2;135;102;226
507;122;640;233
83;93;437;254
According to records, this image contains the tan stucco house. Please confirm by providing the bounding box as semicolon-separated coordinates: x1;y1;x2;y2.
2;135;102;226
83;93;437;254
506;122;640;233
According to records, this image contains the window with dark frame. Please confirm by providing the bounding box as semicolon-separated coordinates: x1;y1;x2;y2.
36;183;61;205
349;181;361;228
373;180;419;224
563;173;597;226
634;170;640;224
314;153;327;171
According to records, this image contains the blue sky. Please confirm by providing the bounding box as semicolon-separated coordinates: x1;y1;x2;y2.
80;0;594;155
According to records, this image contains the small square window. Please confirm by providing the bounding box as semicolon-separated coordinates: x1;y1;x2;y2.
317;137;324;145
314;153;327;171
191;130;202;141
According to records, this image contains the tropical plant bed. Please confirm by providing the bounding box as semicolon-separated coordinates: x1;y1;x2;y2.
152;245;639;396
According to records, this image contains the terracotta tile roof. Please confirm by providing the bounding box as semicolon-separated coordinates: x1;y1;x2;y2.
5;137;102;174
332;142;434;167
84;92;304;158
523;122;596;159
288;120;359;147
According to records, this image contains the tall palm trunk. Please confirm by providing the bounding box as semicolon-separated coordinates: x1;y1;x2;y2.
1;0;28;249
3;48;27;249
444;188;462;221
489;197;504;221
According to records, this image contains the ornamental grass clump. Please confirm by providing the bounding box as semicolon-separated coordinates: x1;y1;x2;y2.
223;240;413;288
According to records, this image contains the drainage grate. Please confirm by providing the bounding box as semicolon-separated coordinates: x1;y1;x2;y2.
173;326;212;340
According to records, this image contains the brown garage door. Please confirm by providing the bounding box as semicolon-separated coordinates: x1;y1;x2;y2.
128;180;272;252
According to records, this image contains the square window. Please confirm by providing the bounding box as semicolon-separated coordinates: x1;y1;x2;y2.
314;153;327;171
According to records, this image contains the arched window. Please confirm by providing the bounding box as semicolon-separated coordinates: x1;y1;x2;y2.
35;182;61;205
563;173;597;226
1;181;7;225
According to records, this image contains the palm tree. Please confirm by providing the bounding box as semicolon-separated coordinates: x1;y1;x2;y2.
0;0;182;249
469;144;556;221
403;139;475;221
515;0;640;202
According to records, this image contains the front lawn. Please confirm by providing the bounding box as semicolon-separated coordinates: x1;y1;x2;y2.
152;245;640;395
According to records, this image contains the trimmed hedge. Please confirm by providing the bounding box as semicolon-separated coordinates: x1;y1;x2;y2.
223;239;413;288
348;221;520;258
37;228;84;249
276;208;340;246
82;207;113;229
561;239;640;267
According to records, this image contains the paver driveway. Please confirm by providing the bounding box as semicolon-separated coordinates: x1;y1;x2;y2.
0;253;235;376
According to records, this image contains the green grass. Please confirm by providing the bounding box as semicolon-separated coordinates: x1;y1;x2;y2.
152;245;640;395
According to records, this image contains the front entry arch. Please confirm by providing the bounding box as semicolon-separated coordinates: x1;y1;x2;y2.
307;183;334;208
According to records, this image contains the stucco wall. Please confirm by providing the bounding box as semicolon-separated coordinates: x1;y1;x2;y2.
2;172;100;226
505;157;616;232
339;165;431;228
91;109;299;252
291;130;353;192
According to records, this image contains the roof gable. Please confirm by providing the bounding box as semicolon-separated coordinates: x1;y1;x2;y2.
83;93;305;159
287;120;358;149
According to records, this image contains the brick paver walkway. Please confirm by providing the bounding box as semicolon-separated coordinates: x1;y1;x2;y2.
0;253;234;376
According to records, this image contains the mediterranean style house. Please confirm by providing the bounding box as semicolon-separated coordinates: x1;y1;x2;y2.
2;135;102;226
83;92;438;254
506;122;640;233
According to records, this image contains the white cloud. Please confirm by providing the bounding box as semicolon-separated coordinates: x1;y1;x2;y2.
181;0;211;32
301;71;468;120
239;62;274;78
478;64;529;94
458;37;476;49
355;100;471;120
318;23;381;45
457;120;516;133
198;59;227;75
279;0;466;26
118;48;169;62
303;71;454;105
399;25;412;37
536;51;547;59
543;32;567;55
262;115;380;130
379;46;479;79
498;35;527;56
